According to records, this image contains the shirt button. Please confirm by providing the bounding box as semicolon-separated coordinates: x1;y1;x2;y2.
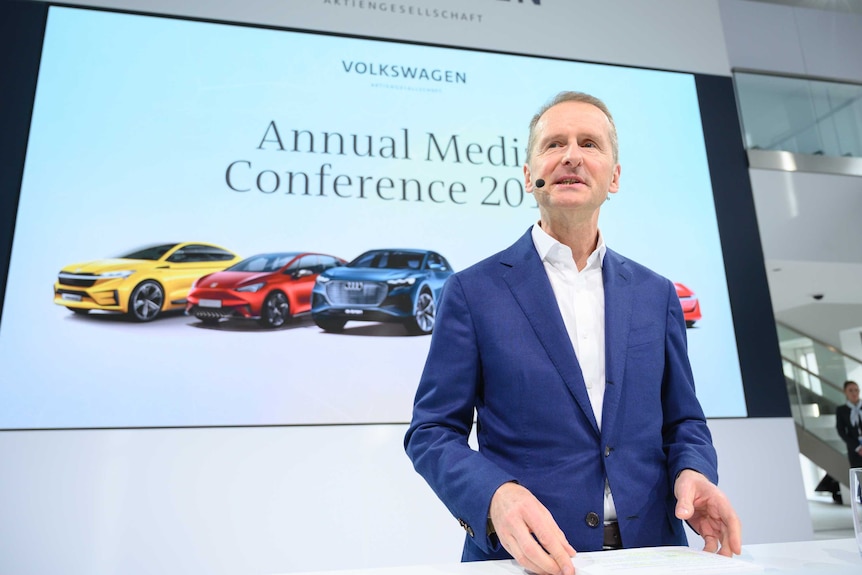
586;512;600;527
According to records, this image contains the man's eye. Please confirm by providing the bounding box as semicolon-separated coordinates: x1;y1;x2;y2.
583;141;597;148
547;142;560;149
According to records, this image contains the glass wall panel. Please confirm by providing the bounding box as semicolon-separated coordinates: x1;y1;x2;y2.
735;72;862;159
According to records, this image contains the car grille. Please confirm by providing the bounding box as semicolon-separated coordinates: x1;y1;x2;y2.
192;308;232;320
58;272;98;287
325;281;387;306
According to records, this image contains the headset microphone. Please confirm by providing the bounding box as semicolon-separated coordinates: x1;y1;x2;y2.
534;179;545;188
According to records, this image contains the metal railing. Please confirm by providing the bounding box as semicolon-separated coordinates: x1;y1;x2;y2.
777;321;858;484
734;71;862;159
783;356;844;446
734;71;862;177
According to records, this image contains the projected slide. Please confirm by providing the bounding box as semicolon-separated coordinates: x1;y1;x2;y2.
0;7;745;428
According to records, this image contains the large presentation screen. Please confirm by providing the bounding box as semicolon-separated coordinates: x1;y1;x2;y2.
0;6;746;429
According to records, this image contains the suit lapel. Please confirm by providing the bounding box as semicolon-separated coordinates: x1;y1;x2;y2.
600;249;633;441
500;230;600;437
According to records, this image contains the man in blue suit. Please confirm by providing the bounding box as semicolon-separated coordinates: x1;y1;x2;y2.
404;92;741;575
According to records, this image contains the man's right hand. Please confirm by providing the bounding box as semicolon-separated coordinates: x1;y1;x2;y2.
489;482;576;575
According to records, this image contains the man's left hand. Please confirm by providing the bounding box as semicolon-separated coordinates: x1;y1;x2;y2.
673;469;742;557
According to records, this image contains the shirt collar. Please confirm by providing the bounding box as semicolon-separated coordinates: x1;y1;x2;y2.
531;222;606;271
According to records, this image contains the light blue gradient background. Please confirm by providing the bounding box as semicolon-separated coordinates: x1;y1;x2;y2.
0;7;745;428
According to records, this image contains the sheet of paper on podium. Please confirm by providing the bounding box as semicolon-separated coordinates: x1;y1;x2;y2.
571;546;764;574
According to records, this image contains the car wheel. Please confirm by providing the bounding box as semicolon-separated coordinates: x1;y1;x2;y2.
260;291;290;328
685;320;695;328
128;280;164;322
314;316;346;333
405;289;435;335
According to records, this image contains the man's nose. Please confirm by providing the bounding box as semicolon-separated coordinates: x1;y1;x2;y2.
562;145;583;167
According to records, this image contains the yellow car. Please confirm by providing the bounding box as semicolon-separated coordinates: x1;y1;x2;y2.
54;242;241;321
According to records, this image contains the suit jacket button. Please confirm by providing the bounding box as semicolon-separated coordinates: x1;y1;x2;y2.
585;512;600;527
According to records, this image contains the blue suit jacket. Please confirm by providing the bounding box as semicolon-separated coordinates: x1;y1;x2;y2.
404;229;718;560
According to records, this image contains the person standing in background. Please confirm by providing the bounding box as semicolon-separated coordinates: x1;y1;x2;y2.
837;380;862;468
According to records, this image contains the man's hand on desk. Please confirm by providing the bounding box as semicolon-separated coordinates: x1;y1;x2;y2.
674;469;742;557
489;482;576;575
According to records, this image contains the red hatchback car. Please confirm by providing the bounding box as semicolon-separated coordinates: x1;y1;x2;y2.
187;252;345;328
674;282;702;328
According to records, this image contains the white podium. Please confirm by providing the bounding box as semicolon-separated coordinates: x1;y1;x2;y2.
274;538;860;575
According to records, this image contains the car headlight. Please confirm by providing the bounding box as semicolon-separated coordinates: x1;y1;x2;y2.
237;282;265;293
99;270;135;279
387;277;416;286
317;276;331;284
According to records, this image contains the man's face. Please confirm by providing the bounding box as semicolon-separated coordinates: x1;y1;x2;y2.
846;383;860;404
524;101;620;216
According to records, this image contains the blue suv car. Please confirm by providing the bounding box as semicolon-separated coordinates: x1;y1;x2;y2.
311;249;454;335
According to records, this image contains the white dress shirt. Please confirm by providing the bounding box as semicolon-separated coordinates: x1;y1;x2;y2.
531;223;617;522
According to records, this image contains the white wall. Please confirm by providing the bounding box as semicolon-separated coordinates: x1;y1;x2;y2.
0;419;811;575
0;1;812;574
35;0;733;76
719;0;862;347
749;168;862;343
719;0;862;82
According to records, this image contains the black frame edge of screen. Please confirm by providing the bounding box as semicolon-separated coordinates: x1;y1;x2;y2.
695;73;790;419
0;1;48;326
